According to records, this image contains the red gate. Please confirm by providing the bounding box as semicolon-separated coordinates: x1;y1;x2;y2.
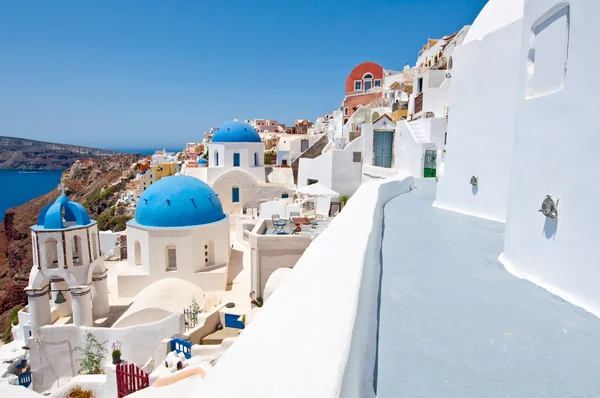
116;362;150;397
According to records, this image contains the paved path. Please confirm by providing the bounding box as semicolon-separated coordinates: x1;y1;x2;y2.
376;181;600;397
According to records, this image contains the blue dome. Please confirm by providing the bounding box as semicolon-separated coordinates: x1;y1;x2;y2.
211;120;262;143
199;158;207;165
37;195;92;230
134;175;225;228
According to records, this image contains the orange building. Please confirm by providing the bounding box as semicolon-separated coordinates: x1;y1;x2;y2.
343;62;385;121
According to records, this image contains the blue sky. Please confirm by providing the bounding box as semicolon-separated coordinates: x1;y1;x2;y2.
0;0;487;150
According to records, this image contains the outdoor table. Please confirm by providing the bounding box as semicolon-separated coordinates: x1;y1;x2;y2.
291;217;311;234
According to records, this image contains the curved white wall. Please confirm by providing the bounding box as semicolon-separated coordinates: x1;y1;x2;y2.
187;175;414;398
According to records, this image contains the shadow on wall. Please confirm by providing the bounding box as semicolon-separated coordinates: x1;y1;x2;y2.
542;218;558;240
227;249;244;286
472;185;478;196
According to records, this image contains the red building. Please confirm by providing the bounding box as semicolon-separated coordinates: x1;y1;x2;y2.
343;62;384;122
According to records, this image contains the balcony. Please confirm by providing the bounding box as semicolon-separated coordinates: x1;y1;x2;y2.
414;92;424;114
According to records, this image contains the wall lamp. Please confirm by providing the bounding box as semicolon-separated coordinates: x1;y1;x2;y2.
470;176;478;186
539;195;559;219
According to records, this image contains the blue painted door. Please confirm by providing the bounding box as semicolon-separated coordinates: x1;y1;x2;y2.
225;313;244;329
233;153;240;167
374;131;393;168
232;187;240;203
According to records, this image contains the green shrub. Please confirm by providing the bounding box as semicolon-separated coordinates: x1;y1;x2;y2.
73;332;107;375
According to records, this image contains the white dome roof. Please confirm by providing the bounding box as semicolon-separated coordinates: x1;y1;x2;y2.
464;0;525;44
113;278;205;328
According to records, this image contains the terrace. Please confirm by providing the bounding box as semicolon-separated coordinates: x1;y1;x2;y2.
185;176;600;397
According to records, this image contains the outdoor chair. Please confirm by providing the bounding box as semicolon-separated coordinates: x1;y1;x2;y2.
272;214;287;234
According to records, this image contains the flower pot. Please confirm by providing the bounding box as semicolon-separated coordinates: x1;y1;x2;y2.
112;355;121;365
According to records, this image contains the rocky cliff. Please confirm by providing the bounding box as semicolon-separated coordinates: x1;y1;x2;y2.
0;136;118;170
0;153;140;341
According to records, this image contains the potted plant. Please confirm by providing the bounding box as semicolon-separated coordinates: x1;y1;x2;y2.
111;340;122;365
68;385;93;398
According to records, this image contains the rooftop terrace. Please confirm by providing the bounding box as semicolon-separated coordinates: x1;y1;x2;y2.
376;181;600;397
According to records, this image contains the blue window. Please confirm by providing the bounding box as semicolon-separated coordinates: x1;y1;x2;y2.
215;152;219;166
254;152;258;166
374;131;393;168
282;193;289;199
233;153;240;167
232;187;240;203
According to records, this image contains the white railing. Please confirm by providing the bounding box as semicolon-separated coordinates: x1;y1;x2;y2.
187;176;415;398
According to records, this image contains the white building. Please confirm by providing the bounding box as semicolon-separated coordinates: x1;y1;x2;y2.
297;135;363;197
23;192;109;332
183;120;295;214
434;1;523;222
118;175;230;298
275;134;322;167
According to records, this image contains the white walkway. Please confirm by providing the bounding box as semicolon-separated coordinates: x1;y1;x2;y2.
376;181;600;397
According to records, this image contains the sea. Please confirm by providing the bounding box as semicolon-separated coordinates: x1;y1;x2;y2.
0;147;182;222
0;170;63;222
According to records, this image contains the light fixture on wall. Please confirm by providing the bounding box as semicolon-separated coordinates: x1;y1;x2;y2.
470;176;478;186
539;195;559;219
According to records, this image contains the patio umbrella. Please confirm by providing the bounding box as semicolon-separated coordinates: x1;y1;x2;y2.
297;183;339;216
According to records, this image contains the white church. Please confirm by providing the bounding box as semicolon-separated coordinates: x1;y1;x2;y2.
23;192;109;334
118;175;231;298
183;120;296;214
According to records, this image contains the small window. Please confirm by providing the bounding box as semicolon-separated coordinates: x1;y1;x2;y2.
354;81;362;91
232;187;240;203
215;152;219;166
344;107;348;116
166;246;177;271
374;79;381;87
353;152;362;163
363;73;373;79
254;152;258;166
233;153;240;167
307;179;318;185
282;193;289;199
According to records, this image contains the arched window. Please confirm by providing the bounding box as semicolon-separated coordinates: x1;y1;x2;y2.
72;235;83;266
44;238;59;269
91;232;98;261
134;240;142;266
363;73;373;91
166;245;177;271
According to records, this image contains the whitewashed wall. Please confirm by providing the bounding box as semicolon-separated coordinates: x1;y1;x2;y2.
29;314;182;393
206;142;265;184
434;10;524;222
502;0;600;316
188;175;414;398
99;231;121;258
121;220;230;297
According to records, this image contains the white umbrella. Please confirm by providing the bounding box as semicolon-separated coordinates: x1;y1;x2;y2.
297;183;338;216
297;183;338;197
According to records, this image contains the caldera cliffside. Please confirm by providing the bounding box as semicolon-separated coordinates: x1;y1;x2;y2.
0;153;141;341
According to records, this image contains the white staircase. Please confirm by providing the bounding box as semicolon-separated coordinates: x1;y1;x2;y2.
407;120;429;144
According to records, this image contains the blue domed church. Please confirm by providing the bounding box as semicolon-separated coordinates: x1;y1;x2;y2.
118;175;230;298
24;190;109;332
182;120;295;214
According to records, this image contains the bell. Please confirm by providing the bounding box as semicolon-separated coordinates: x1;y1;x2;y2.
54;291;66;304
